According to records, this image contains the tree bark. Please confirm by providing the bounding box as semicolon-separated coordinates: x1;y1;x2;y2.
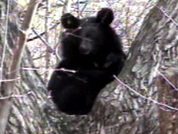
1;0;178;134
45;0;178;134
0;1;51;134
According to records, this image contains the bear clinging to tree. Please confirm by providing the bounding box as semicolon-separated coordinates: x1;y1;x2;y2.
48;8;126;115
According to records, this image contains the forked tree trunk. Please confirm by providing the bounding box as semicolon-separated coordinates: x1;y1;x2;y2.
44;0;178;134
51;0;178;133
0;0;178;134
122;1;178;133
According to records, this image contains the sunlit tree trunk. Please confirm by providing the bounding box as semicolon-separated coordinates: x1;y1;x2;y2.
45;0;178;134
1;0;178;134
99;0;178;133
114;0;178;133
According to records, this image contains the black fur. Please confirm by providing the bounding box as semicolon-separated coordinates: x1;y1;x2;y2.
48;8;126;115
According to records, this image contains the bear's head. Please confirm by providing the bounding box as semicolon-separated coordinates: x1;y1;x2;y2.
61;8;116;56
61;8;114;29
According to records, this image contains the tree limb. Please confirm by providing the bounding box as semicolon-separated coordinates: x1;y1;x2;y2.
0;0;41;134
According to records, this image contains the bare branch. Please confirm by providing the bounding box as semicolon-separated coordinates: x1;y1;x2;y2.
114;75;178;111
27;21;60;42
157;70;178;91
0;91;33;100
31;28;54;53
158;6;178;28
21;67;77;73
0;0;41;134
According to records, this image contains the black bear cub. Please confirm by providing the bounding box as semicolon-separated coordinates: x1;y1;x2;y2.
48;8;126;115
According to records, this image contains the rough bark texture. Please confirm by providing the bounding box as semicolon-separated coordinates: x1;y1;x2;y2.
44;0;178;134
0;1;51;134
0;0;41;134
157;70;178;134
0;0;178;134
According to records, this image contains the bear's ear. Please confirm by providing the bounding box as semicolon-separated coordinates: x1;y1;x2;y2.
61;13;80;29
96;8;114;25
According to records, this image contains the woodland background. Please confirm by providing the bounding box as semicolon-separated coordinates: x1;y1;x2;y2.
1;0;178;134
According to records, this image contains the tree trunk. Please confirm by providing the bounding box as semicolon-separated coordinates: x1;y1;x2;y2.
1;0;178;134
45;0;178;134
0;1;52;134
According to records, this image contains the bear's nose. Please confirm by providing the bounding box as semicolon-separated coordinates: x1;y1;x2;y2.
79;45;90;54
79;39;92;55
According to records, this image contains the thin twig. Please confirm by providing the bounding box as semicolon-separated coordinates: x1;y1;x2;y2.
158;6;178;28
21;67;77;73
27;21;60;42
114;75;178;111
0;91;33;100
157;70;178;91
31;28;54;53
0;77;20;83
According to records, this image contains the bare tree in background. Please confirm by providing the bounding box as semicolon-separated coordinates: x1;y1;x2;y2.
0;0;178;134
0;0;50;134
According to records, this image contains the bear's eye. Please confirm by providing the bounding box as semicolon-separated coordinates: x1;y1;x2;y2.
84;32;98;39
